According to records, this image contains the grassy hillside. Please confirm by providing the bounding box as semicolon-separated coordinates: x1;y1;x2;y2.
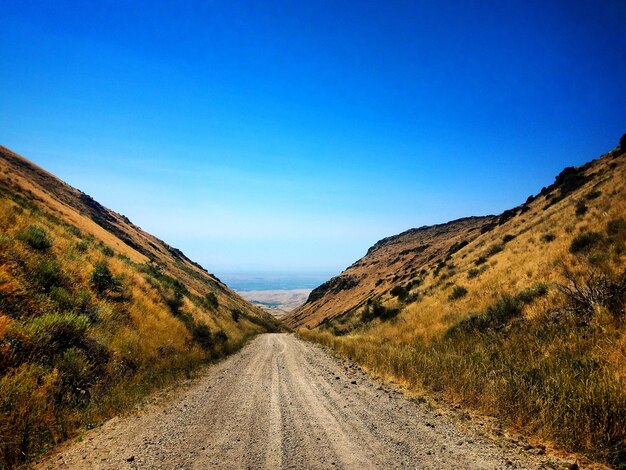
0;146;280;467
295;136;626;466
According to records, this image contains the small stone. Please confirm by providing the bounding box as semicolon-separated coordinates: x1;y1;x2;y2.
351;380;357;385
126;456;135;462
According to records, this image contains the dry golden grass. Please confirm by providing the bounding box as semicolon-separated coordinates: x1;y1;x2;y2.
298;142;626;466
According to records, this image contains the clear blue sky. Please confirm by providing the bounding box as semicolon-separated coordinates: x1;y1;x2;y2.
1;1;625;275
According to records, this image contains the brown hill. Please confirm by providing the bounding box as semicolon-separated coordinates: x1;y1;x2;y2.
287;216;491;328
293;135;626;465
0;146;279;466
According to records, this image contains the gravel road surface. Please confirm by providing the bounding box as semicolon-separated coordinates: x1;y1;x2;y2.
38;334;573;469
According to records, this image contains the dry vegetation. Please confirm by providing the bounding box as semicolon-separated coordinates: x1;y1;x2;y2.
0;147;280;467
296;137;626;467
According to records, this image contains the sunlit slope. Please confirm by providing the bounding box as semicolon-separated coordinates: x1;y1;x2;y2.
0;145;279;466
286;216;492;328
294;136;626;464
288;136;626;331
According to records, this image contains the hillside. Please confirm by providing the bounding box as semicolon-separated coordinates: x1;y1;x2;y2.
0;146;279;466
287;216;491;328
293;135;626;466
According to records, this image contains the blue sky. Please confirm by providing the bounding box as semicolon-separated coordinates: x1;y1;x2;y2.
1;1;625;275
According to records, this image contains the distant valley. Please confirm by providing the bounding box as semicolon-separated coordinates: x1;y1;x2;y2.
238;289;312;317
219;272;332;317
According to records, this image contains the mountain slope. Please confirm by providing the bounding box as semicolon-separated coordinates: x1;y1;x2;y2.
287;216;491;328
294;135;626;465
0;146;279;466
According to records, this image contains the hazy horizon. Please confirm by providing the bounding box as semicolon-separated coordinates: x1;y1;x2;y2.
2;1;625;273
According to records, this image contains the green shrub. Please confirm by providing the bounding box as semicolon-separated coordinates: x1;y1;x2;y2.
10;313;91;361
100;244;114;257
17;226;52;251
467;268;480;279
89;261;120;295
32;259;64;292
448;285;468;301
74;240;89;253
450;295;522;335
516;283;548;304
570;231;604;254
56;347;95;405
49;286;73;311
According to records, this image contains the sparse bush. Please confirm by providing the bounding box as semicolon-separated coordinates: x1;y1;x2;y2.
17;226;52;251
575;200;588;216
231;308;241;322
607;218;626;239
467;268;480;279
558;269;626;322
89;261;120;295
9;313;91;361
361;300;399;322
205;292;219;309
215;330;228;343
390;285;409;301
475;256;487;266
191;322;213;349
165;290;184;315
485;244;504;257
450;284;547;335
541;233;556;243
448;285;468;301
502;234;516;243
586;190;602;200
74;289;96;319
570;231;604;254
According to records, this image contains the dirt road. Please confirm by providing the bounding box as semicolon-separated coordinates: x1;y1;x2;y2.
39;334;567;469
